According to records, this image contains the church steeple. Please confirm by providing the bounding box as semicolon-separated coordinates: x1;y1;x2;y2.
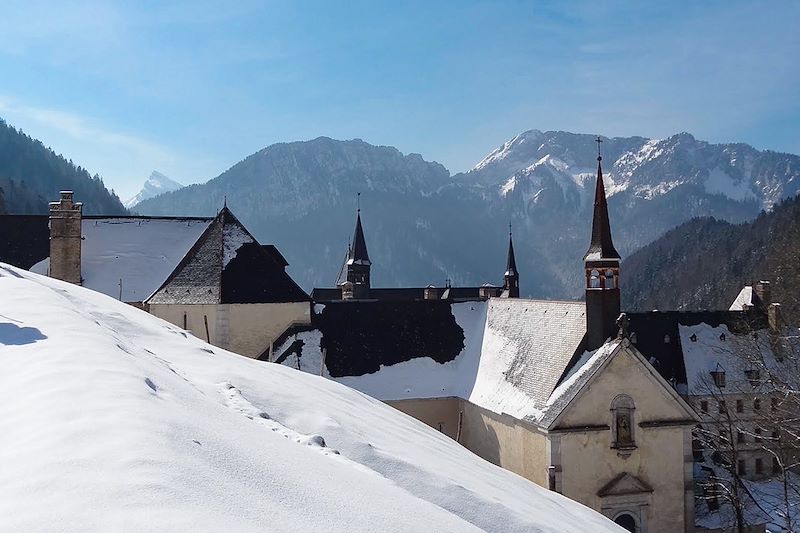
350;211;370;266
584;137;621;350
339;193;371;298
584;141;620;262
503;224;519;298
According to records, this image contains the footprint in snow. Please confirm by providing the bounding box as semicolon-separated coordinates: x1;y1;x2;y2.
144;377;158;393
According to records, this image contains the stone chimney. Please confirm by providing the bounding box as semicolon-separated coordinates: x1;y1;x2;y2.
49;191;82;284
768;303;782;333
754;280;771;307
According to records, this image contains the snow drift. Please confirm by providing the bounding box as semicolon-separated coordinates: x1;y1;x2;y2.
0;264;621;532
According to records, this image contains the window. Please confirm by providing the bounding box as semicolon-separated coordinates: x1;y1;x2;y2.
690;333;698;342
755;428;763;443
720;333;726;341
738;459;747;476
711;370;726;388
589;269;601;288
736;399;743;413
604;269;616;289
756;458;764;475
754;399;761;411
718;400;727;414
611;395;636;450
613;513;637;533
664;334;670;344
700;400;709;413
737;431;745;444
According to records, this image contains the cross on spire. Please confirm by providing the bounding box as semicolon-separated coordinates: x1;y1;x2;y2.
595;135;603;162
357;192;361;213
508;222;512;237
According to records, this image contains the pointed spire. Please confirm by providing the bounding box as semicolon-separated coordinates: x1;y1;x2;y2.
584;136;620;261
348;193;370;265
505;223;517;276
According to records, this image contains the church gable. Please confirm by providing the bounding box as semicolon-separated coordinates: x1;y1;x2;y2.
597;472;653;497
550;340;697;430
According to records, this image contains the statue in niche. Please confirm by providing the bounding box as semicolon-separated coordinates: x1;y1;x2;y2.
617;410;633;446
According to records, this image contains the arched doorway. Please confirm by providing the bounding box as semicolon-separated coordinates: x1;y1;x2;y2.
614;512;637;532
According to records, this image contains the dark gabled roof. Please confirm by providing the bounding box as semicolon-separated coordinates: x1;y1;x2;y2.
261;245;288;267
0;215;49;269
349;212;370;264
147;207;308;304
315;300;465;377
625;308;768;387
505;234;518;276
310;285;500;302
584;157;620;261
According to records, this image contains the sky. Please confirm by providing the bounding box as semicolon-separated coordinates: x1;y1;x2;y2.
0;0;798;201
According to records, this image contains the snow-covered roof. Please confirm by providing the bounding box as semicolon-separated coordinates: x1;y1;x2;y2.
679;322;800;395
31;217;212;302
729;285;753;311
0;263;621;533
276;298;587;423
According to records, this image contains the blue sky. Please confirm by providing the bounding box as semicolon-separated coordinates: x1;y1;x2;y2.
0;0;798;200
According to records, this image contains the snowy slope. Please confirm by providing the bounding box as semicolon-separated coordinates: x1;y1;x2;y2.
125;171;183;209
0;264;622;533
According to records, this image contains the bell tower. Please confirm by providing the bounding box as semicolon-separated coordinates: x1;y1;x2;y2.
503;224;519;298
339;193;371;299
584;137;621;351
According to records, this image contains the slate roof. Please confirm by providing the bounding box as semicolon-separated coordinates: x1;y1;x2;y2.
0;215;50;269
312;300;465;377
147;207;309;305
1;215;213;301
275;297;588;423
480;298;587;415
625;309;768;390
311;286;501;302
584;157;620;261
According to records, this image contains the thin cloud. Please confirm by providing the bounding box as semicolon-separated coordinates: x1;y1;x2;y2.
0;97;173;164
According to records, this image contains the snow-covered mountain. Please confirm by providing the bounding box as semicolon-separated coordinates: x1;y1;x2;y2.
463;130;799;210
135;133;800;298
125;170;183;209
0;263;622;533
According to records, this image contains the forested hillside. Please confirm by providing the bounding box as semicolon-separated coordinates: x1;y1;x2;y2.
622;195;800;324
0;118;126;214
